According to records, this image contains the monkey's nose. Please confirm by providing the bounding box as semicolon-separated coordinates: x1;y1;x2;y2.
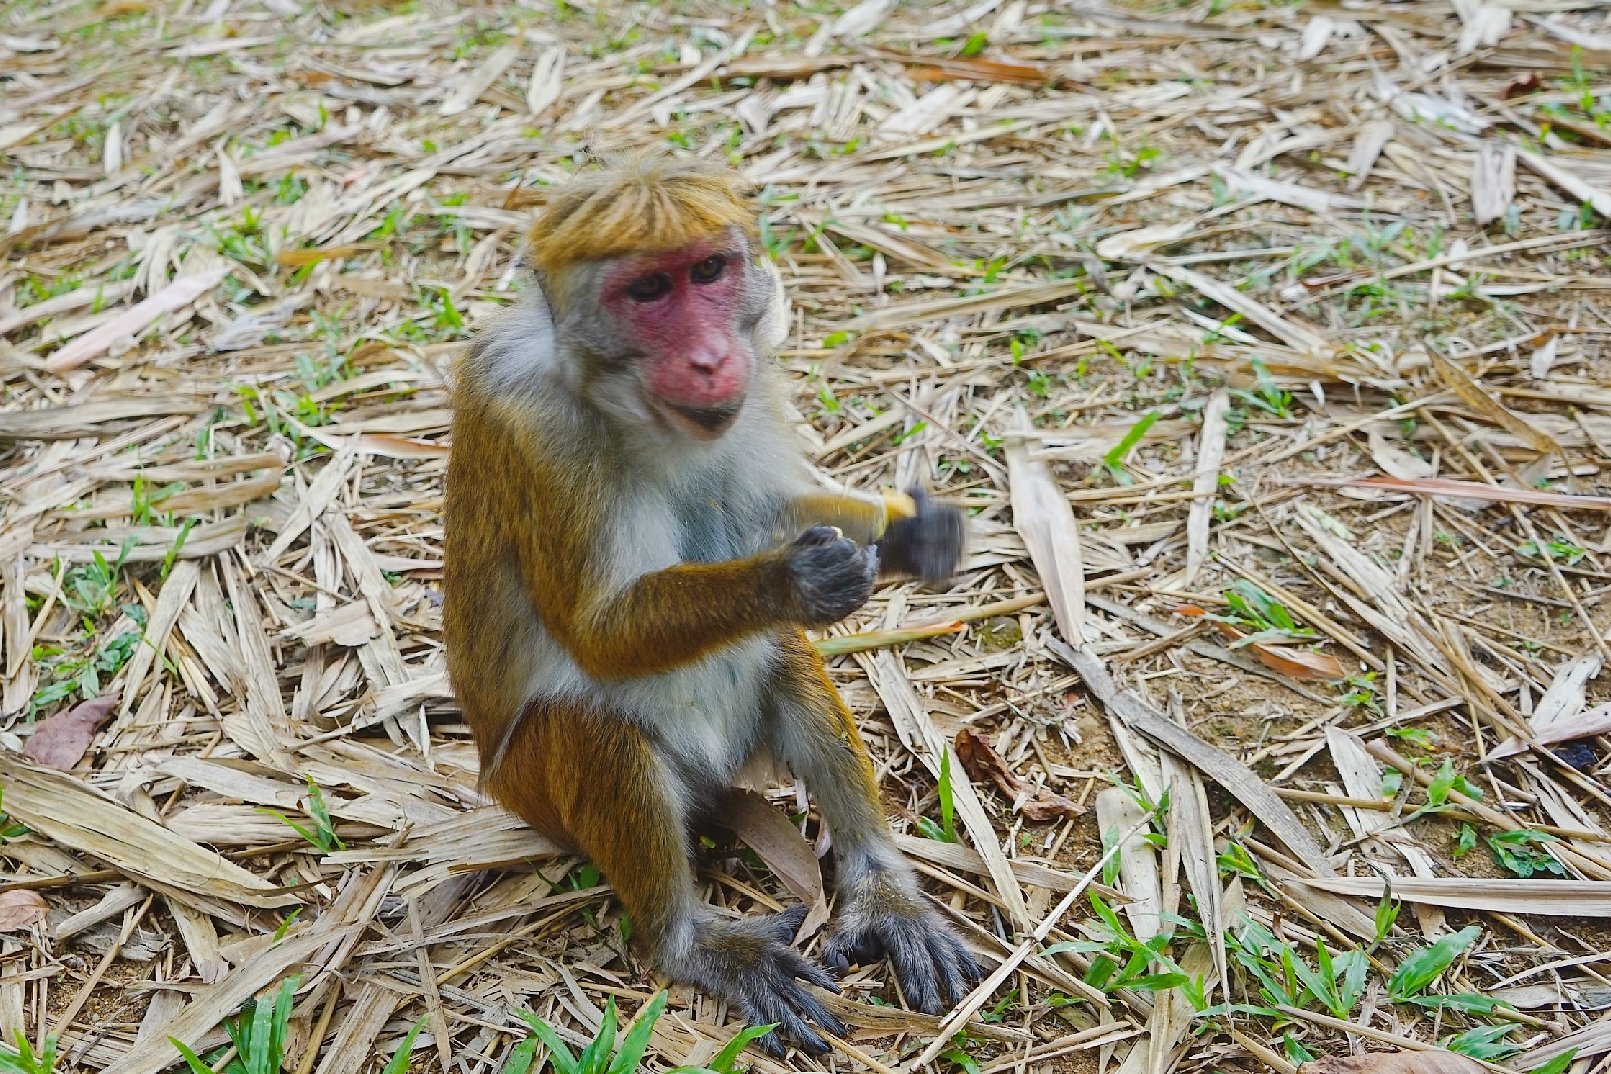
686;345;731;375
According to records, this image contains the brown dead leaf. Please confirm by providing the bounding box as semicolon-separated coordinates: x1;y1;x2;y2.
1175;607;1345;680
1492;702;1611;759
22;692;118;769
1431;347;1564;458
274;243;377;267
726;789;830;939
1300;1051;1487;1074
1367;427;1433;480
1274;474;1611;511
905;59;1048;84
955;728;1086;821
1502;72;1543;98
1246;642;1347;680
0;891;47;932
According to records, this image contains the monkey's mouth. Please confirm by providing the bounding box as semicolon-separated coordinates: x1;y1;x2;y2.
666;400;742;436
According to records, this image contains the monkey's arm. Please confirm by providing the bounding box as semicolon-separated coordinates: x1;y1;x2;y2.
540;528;876;681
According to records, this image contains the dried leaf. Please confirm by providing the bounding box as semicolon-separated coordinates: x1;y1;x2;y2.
1501;72;1543;98
1471;143;1516;226
727;789;830;938
1243;641;1346;681
902;56;1046;84
22;692;118;768
1345;120;1395;191
44;267;230;374
955;728;1086;821
1368;428;1434;481
1300;1051;1487;1074
833;0;894;36
1508;704;1611;756
1177;606;1346;681
440;40;519;116
1292;876;1611;916
1094;786;1161;940
1297;15;1334;60
1518;149;1611;220
0;891;47;932
526;44;566;114
1006;409;1084;646
1430;347;1564;457
1277;474;1611;511
0;755;298;907
1184;389;1230;586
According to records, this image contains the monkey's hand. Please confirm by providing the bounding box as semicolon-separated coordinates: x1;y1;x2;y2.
876;488;965;584
822;871;981;1014
785;525;877;625
672;906;846;1056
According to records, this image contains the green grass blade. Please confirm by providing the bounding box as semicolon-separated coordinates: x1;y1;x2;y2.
607;991;668;1074
500;1040;541;1074
168;1039;218;1074
246;986;276;1074
1103;410;1159;473
380;1019;428;1074
578;996;617;1074
512;1009;579;1074
267;977;296;1074
708;1023;777;1073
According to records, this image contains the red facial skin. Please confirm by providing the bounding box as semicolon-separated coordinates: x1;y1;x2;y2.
601;237;752;441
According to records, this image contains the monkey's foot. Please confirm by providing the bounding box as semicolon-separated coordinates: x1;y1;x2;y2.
672;906;846;1057
824;875;981;1014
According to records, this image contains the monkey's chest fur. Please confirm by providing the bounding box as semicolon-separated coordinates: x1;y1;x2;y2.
516;468;788;791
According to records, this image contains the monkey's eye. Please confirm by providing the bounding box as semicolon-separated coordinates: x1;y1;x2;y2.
626;274;673;302
690;255;725;284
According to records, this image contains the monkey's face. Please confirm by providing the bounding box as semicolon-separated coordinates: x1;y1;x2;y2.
596;231;763;442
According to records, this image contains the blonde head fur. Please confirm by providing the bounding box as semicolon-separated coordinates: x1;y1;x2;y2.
526;155;757;273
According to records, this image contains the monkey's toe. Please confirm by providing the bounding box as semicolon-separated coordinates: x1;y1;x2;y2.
679;916;845;1058
730;944;844;1056
763;904;810;944
826;893;981;1013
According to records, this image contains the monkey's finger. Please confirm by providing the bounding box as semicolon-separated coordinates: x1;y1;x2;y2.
752;1028;787;1059
772;972;847;1040
926;925;981;1006
822;927;882;972
776;945;842;997
883;921;945;1014
747;985;831;1056
793;525;841;547
766;904;810;944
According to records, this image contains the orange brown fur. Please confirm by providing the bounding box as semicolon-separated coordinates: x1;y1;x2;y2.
526;155;758;275
485;696;687;945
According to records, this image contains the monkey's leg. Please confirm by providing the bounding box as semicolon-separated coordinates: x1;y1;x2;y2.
490;698;845;1055
765;632;981;1012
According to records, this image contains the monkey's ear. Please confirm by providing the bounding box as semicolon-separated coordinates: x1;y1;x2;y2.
755;257;790;353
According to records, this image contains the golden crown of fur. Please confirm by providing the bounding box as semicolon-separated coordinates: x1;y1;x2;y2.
525;155;757;272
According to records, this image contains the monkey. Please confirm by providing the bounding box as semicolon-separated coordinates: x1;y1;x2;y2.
443;155;979;1055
